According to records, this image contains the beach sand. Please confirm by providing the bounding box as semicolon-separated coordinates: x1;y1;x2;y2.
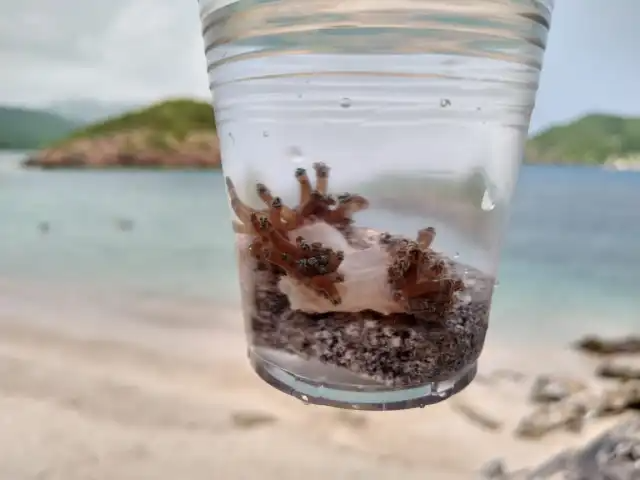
0;282;625;479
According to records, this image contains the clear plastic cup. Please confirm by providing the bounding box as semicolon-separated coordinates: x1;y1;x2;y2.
199;0;553;410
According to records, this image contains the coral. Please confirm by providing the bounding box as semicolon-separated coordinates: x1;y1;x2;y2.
248;212;345;305
227;163;366;305
382;232;465;311
226;162;464;316
227;162;369;235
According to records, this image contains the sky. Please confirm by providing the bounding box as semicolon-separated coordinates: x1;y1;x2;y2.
1;0;639;131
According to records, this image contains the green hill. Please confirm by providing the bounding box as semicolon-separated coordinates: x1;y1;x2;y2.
18;97;636;168
0;106;78;150
57;98;216;145
526;114;640;164
25;99;220;169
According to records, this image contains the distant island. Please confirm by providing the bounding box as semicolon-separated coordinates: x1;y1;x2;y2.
22;99;220;170
0;106;78;150
5;97;639;170
526;114;640;165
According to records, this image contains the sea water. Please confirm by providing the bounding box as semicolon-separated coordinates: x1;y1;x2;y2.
1;151;638;346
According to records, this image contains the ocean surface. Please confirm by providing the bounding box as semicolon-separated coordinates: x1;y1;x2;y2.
1;151;638;344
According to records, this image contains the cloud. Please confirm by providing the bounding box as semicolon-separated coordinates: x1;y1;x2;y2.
2;0;640;131
0;0;128;62
0;0;210;104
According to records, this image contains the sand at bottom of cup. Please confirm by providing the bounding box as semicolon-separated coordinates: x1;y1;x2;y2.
249;262;492;389
249;346;479;409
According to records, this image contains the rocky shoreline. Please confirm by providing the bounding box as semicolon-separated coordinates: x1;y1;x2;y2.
475;335;640;479
22;130;221;169
481;417;640;479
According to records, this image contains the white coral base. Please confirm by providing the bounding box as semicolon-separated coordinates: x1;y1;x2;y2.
277;222;404;315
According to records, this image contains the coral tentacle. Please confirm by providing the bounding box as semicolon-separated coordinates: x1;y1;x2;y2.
257;183;296;223
249;213;302;259
417;227;436;249
305;274;342;305
313;162;330;195
225;177;258;225
295;168;312;205
269;197;287;232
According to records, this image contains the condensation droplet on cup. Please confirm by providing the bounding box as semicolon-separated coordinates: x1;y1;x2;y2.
340;97;352;108
440;98;451;108
453;252;460;259
262;131;269;137
481;189;496;211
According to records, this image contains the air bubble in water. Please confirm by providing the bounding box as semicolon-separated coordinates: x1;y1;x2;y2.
300;394;310;405
481;189;496;211
340;97;352;108
262;131;269;137
453;252;460;259
440;98;451;107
